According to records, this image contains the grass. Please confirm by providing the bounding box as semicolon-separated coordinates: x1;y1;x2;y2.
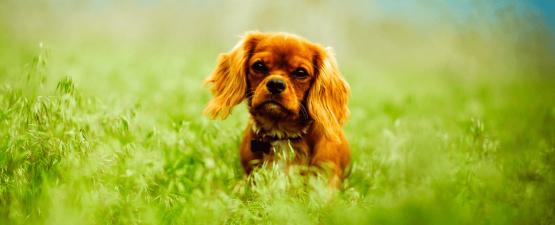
1;2;555;224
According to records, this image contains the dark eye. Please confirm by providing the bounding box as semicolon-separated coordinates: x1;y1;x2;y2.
293;68;308;78
251;61;267;72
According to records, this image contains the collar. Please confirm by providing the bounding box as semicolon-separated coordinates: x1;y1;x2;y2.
250;131;302;154
249;117;311;154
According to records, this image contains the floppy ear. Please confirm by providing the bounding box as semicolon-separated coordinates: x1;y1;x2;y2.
203;31;264;119
308;46;351;141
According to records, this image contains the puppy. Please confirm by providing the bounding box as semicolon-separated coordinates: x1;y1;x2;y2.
203;31;350;191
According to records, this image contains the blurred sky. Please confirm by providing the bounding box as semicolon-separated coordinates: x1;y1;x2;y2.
89;0;554;30
530;0;555;29
382;0;553;23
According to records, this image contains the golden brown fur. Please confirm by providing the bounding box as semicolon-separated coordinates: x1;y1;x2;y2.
203;31;351;190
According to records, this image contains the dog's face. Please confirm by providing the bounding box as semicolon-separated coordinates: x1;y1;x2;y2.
203;31;350;141
247;35;314;120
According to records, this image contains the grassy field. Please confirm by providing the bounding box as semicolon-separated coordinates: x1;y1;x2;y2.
1;1;555;224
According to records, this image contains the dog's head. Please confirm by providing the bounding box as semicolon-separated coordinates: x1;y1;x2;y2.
203;31;350;141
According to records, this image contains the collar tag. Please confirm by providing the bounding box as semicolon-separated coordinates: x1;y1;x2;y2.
251;139;272;154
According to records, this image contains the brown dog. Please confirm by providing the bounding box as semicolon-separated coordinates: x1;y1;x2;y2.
203;31;350;190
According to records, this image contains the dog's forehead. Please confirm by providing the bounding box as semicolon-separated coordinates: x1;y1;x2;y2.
254;34;313;64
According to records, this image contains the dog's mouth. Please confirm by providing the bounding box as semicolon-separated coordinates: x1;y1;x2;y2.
254;100;296;117
250;86;300;119
258;101;287;111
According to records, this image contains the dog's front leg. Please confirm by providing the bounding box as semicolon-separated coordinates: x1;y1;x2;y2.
309;133;351;194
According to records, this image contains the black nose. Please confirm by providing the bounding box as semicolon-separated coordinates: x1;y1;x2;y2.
266;79;286;94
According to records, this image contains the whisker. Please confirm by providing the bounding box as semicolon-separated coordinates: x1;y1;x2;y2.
245;90;254;100
300;104;309;121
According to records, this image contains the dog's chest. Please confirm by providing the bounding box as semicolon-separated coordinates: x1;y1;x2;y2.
262;139;310;171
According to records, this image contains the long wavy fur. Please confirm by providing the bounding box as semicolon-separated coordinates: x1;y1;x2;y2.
308;46;351;142
203;31;262;119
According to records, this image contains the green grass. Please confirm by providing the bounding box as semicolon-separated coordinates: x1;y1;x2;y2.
1;2;555;224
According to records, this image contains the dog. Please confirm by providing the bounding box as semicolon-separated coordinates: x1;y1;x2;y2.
203;31;351;191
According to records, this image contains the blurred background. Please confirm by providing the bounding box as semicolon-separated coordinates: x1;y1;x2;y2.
1;0;555;224
2;0;553;73
1;0;553;122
